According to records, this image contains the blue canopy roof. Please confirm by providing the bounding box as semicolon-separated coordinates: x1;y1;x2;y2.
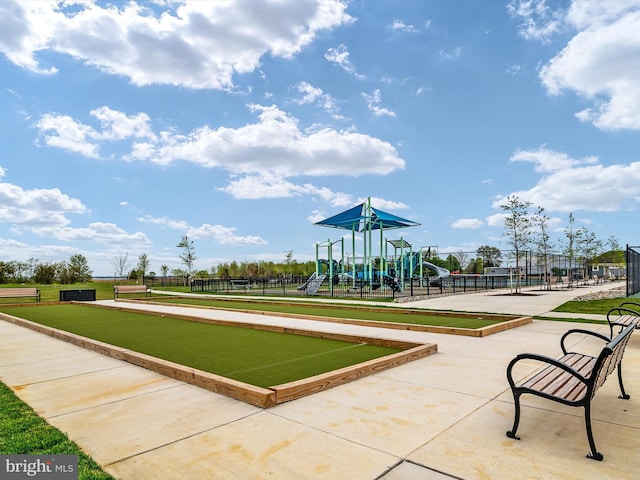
315;201;420;232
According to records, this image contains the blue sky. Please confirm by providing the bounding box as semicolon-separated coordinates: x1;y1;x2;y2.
1;0;639;276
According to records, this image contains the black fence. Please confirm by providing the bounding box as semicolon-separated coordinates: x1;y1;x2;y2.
627;245;640;296
185;272;570;301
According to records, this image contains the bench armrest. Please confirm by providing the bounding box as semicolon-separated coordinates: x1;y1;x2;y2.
506;352;588;390
560;329;610;355
619;302;640;312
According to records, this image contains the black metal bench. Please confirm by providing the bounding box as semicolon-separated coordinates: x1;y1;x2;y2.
506;324;635;461
606;303;640;338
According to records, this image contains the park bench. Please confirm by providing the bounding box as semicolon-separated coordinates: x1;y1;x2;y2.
606;302;640;337
0;287;40;302
506;324;635;461
230;279;251;290
561;276;574;288
548;276;562;288
113;285;151;299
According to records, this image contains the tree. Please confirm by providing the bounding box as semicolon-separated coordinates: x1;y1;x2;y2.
500;195;533;293
284;250;294;278
112;253;132;279
532;207;554;289
177;236;196;276
454;251;469;273
562;213;581;278
476;245;502;268
137;253;150;283
68;254;93;283
160;264;169;285
445;254;460;272
576;227;603;279
33;262;57;284
606;236;625;266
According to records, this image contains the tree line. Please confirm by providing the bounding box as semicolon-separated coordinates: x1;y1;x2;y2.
0;215;626;285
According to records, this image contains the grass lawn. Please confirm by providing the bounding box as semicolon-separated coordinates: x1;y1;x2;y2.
0;381;116;480
0;304;400;388
553;297;637;315
146;296;505;329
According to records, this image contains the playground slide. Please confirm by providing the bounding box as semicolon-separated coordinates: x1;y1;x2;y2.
297;272;317;290
423;262;450;287
304;273;328;295
423;262;450;278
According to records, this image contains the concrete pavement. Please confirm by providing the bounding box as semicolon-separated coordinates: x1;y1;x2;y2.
1;282;639;479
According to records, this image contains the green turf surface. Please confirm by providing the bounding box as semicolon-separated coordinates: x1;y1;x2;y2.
147;296;503;329
553;297;634;315
0;381;116;480
0;305;400;388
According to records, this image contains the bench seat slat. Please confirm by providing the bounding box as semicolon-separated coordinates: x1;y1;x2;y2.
522;353;595;402
612;315;640;327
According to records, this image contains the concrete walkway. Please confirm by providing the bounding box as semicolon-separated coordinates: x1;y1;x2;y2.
1;283;639;479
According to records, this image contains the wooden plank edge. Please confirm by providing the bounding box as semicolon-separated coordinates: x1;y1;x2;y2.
87;300;519;338
0;312;276;408
477;316;533;337
270;343;438;404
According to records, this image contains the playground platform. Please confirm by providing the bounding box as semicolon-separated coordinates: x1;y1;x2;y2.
1;283;639;479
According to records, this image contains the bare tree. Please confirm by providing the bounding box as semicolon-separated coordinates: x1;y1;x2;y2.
177;236;196;285
112;253;132;280
532;207;554;289
454;250;469;273
500;195;533;293
137;253;150;283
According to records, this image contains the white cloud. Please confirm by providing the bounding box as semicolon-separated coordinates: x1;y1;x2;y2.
361;90;397;118
493;147;640;212
35;107;156;159
37;104;405;183
366;197;409;210
507;0;566;42
438;47;462;59
452;218;483;229
510;147;598;173
486;212;508;227
138;215;189;231
187;224;267;246
511;0;640;131
0;181;86;227
390;20;418;33
31;222;151;245
324;44;366;79
293;81;344;119
0;0;352;89
139;213;266;246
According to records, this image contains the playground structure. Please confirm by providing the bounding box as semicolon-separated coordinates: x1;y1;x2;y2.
300;198;450;295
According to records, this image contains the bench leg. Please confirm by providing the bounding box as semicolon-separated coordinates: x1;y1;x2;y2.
617;364;630;400
506;391;522;440
584;404;603;461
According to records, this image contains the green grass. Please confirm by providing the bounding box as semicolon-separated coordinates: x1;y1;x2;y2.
146;296;504;329
553;297;636;315
0;381;117;479
0;305;400;388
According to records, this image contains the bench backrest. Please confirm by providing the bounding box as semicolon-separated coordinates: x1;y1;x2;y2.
114;285;148;292
591;324;635;397
0;287;39;295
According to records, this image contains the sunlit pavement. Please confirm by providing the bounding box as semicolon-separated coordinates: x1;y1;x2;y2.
1;282;638;479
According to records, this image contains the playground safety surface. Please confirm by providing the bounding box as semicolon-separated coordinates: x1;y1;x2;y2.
1;282;639;479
